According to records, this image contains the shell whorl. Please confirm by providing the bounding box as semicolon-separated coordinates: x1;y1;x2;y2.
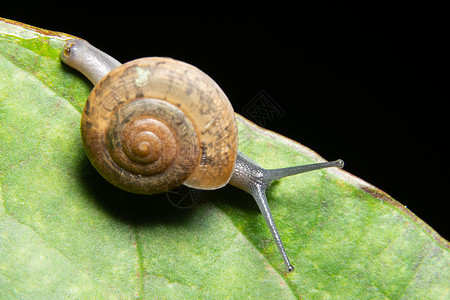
82;57;238;194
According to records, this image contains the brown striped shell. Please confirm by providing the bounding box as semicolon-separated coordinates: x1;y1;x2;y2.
81;57;238;194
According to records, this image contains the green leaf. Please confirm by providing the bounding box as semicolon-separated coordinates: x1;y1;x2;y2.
1;18;449;299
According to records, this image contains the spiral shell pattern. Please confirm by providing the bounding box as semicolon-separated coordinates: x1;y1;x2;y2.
81;57;238;194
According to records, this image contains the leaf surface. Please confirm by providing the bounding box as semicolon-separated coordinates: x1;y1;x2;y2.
0;18;448;299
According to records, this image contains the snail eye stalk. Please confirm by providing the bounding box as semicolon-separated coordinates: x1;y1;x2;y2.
229;152;344;272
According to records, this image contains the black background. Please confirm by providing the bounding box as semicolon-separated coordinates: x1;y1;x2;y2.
3;2;449;239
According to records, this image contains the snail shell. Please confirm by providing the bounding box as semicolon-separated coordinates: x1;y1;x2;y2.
82;57;238;194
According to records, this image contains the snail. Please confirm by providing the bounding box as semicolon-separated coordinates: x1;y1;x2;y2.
60;39;344;273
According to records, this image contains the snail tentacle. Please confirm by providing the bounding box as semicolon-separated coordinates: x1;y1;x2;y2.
229;152;344;272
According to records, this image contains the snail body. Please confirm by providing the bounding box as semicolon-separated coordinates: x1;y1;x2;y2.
61;39;344;272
